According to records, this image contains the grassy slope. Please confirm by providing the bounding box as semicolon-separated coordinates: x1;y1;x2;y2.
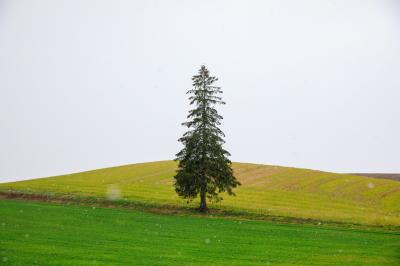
1;199;399;266
1;161;399;226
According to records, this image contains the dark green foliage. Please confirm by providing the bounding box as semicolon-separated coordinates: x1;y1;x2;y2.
174;65;240;211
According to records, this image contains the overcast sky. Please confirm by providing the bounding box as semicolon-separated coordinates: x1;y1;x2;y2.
0;0;399;182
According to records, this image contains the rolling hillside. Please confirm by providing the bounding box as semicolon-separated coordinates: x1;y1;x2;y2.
1;161;399;226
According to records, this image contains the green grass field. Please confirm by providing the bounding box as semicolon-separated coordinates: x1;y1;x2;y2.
1;199;399;265
1;161;399;226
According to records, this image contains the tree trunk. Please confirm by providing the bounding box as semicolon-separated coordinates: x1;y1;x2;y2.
199;190;208;212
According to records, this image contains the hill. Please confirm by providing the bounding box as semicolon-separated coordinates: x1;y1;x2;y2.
1;161;399;226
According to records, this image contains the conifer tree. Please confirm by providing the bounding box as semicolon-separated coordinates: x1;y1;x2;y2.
174;65;240;212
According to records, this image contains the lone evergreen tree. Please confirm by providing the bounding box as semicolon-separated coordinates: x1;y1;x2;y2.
174;65;240;212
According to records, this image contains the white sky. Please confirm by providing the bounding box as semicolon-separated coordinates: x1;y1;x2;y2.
1;0;399;182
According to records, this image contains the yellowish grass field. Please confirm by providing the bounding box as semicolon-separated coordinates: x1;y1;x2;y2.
1;161;399;226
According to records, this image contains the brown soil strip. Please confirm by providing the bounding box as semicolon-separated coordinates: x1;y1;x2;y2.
351;173;400;181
